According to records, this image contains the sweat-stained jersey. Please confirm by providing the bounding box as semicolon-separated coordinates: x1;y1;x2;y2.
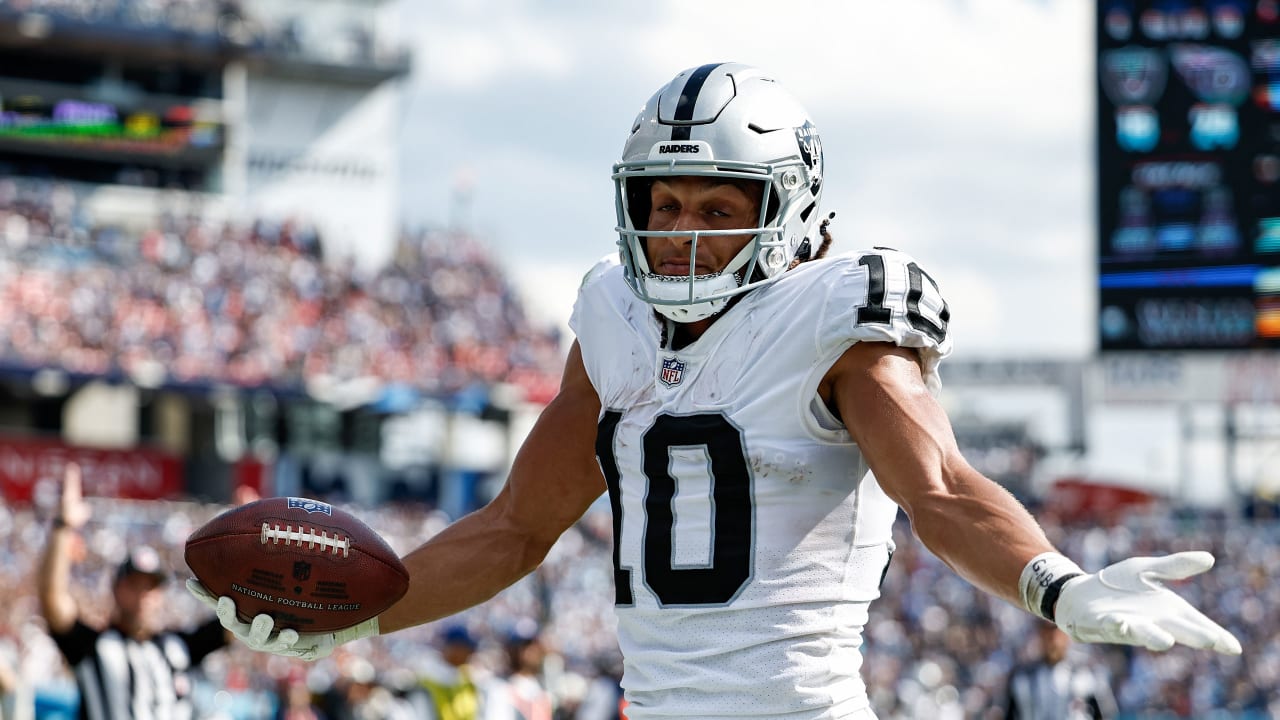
569;248;952;720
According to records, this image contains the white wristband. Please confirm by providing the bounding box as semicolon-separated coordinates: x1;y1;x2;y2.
1019;552;1085;622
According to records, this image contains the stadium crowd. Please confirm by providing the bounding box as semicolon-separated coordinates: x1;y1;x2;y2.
0;179;563;403
866;503;1276;719
0;494;1273;719
0;0;400;66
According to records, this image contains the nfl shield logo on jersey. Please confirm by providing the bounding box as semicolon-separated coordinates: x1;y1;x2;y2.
659;356;686;387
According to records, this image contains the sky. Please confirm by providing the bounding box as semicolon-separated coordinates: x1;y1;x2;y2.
389;0;1096;358
380;0;1254;505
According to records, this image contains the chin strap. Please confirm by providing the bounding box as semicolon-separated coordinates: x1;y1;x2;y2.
645;265;755;323
645;274;732;322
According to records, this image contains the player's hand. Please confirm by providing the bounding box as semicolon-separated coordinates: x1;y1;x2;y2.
185;579;378;661
1053;551;1241;655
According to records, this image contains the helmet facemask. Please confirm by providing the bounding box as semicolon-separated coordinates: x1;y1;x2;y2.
612;63;824;323
615;161;800;322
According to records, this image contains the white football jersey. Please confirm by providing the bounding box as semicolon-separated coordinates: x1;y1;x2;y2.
569;248;953;720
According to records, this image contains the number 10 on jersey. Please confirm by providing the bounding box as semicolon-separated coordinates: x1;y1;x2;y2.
595;410;755;607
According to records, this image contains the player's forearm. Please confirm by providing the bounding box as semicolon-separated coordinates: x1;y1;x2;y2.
836;344;1055;603
377;500;554;633
904;464;1055;607
378;345;604;635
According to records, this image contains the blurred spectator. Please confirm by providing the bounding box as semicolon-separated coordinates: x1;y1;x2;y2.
37;464;229;720
275;669;328;720
0;0;253;44
317;655;415;720
0;649;22;720
485;620;554;720
1002;621;1117;719
0;0;405;64
572;651;623;720
407;625;485;720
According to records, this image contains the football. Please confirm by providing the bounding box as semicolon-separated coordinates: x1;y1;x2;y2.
185;496;409;633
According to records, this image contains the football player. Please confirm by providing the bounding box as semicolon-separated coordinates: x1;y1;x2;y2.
190;63;1240;720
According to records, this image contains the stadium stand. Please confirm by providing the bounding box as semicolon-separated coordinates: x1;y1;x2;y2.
0;177;562;397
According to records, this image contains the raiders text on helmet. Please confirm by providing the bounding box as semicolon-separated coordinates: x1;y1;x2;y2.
613;62;825;322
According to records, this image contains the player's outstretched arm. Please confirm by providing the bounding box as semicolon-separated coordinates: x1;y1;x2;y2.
190;342;607;659
379;341;605;633
826;341;1240;655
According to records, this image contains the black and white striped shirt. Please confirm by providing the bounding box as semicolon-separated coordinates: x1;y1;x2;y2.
50;619;226;720
1004;656;1118;720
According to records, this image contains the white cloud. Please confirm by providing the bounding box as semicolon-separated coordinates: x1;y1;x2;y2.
397;0;578;90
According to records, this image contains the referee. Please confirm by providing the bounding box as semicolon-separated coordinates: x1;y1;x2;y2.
1004;620;1118;720
37;464;229;720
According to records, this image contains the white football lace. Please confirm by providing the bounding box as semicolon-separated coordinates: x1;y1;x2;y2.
260;522;350;557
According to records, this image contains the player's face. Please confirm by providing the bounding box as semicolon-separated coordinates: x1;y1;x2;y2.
645;176;761;276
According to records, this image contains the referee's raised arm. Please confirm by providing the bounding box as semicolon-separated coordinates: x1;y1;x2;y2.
37;463;88;636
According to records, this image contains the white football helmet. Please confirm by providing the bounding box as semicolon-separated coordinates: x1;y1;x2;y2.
613;62;825;322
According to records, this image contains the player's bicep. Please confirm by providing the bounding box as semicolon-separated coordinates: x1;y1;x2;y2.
828;341;968;510
502;341;606;542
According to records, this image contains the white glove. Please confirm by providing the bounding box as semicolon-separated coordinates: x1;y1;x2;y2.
186;579;379;661
1049;552;1241;655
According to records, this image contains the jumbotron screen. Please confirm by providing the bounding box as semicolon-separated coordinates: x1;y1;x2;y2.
0;94;223;157
1097;0;1280;350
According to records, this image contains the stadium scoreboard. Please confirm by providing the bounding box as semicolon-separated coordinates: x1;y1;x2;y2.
1097;0;1280;350
0;95;223;156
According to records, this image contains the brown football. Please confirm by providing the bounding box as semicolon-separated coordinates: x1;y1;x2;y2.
185;497;408;633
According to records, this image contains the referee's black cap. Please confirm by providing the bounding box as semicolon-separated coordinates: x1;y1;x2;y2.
115;546;168;586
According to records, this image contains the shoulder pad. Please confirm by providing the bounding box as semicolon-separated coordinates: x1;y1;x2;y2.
579;253;620;293
816;249;954;389
846;248;950;346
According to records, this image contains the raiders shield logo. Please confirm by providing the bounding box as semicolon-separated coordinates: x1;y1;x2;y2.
795;120;823;177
